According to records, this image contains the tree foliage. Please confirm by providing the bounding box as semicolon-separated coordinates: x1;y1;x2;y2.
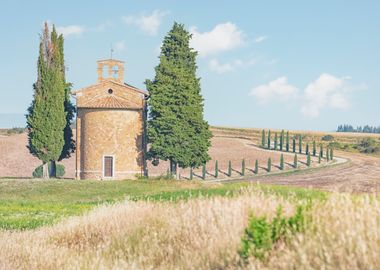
146;22;212;176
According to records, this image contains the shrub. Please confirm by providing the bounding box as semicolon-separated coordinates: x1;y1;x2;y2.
357;138;380;153
32;163;65;178
6;127;25;135
321;134;334;141
239;205;307;260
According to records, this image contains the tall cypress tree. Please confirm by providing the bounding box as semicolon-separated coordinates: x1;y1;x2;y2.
267;130;271;149
280;130;284;151
261;129;266;148
56;32;75;163
274;132;278;150
27;23;66;178
313;141;317;156
299;135;302;154
286;131;290;152
146;22;212;178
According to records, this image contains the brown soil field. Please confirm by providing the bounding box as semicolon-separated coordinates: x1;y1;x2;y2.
1;131;379;193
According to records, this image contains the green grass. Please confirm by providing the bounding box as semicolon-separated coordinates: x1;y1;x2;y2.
0;179;326;230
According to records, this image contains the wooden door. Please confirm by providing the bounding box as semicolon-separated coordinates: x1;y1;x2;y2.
104;156;113;178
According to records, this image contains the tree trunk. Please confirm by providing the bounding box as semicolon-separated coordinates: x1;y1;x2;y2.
170;160;178;179
42;162;49;179
50;160;57;178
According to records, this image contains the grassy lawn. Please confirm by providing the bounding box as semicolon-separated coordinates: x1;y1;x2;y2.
0;178;326;230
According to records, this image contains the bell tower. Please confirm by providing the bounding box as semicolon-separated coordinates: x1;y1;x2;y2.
97;59;125;83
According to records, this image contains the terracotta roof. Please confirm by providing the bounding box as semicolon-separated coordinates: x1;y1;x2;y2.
81;94;142;109
72;80;148;96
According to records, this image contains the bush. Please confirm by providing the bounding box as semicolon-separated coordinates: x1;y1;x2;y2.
6;127;25;135
357;138;380;153
32;163;65;178
239;205;307;260
321;135;334;141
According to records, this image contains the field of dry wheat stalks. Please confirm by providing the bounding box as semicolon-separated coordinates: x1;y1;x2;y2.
1;188;379;270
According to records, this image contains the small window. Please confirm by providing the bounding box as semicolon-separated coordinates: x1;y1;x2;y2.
108;89;113;94
112;65;119;79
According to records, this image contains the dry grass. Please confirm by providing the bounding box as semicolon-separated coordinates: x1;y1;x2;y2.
0;188;379;269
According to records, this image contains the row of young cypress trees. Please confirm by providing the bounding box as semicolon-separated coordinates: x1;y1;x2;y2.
261;129;334;159
26;23;75;179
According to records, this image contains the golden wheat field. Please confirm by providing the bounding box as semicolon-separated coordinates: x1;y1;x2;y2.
1;187;379;270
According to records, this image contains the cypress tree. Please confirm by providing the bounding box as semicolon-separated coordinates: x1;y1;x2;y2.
57;32;75;164
292;137;296;153
286;131;290;152
27;23;66;178
261;129;266;148
330;148;334;160
254;159;258;174
241;159;245;176
215;160;218;178
313;141;317;156
280;153;284;170
318;153;321;163
146;22;212;179
189;167;193;180
294;154;298;168
267;158;272;172
228;160;232;177
320;144;324;158
307;152;311;167
299;135;302;154
326;147;330;161
306;143;309;155
267;130;271;149
274;132;278;150
280;130;284;151
202;164;206;180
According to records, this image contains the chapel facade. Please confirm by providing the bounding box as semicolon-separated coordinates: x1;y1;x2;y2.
73;59;148;180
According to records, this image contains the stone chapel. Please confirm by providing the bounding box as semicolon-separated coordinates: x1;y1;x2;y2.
73;59;148;180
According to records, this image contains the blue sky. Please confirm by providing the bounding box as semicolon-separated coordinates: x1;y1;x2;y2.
0;0;379;130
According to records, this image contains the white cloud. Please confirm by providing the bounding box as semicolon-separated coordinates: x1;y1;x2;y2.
114;41;125;51
122;10;168;36
190;22;245;57
209;59;242;74
254;35;268;43
300;73;350;118
56;25;85;37
208;58;257;74
249;77;299;104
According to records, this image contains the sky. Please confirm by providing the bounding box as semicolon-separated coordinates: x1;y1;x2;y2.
0;0;379;130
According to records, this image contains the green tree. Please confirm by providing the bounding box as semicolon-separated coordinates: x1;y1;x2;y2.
320;144;324;158
294;154;298;168
306;143;309;155
299;135;302;154
202;164;206;180
286;131;290;152
215;160;218;178
267;158;272;172
27;23;66;178
267;130;271;149
274;133;278;150
318;152;321;163
228;160;232;177
146;22;212;178
261;129;266;148
313;141;317;156
280;153;284;170
330;148;334;160
242;159;245;176
280;130;284;151
326;147;330;161
254;159;258;174
292;137;296;153
189;167;193;180
307;152;311;167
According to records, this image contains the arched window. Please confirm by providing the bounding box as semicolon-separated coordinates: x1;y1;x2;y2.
112;65;119;79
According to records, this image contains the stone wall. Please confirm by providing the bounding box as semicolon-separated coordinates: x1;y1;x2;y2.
76;108;144;180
